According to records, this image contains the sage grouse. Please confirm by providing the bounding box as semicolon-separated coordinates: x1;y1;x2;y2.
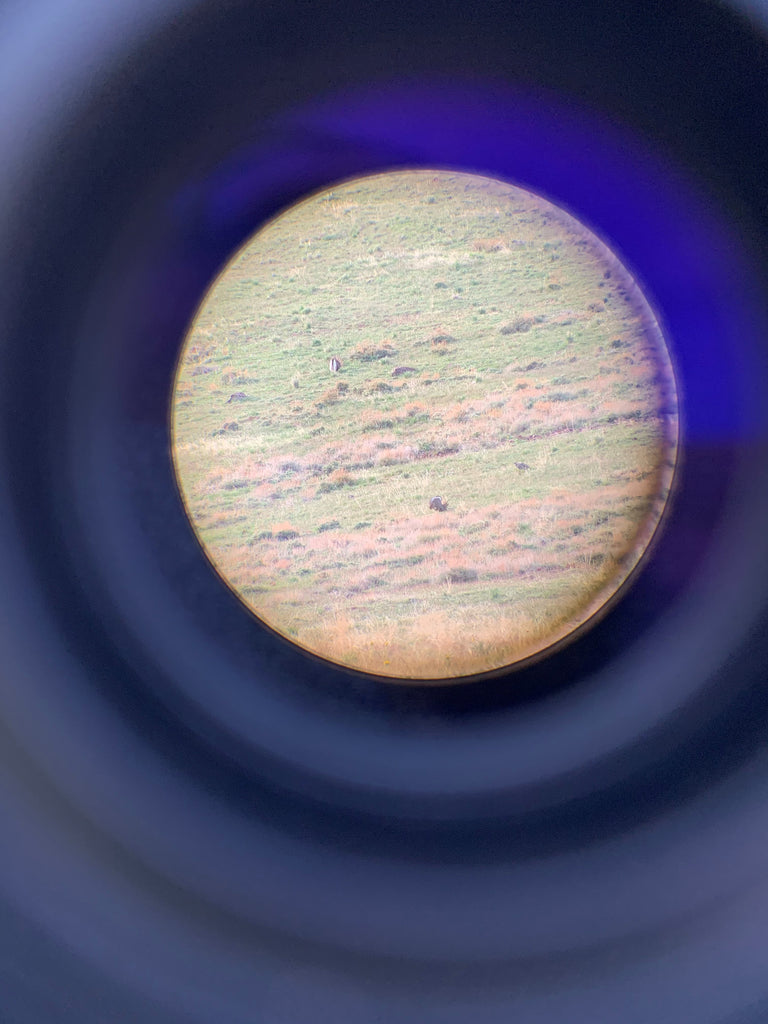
429;496;448;512
329;356;341;373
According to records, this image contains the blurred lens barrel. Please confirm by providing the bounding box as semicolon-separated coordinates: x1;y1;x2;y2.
1;1;768;1022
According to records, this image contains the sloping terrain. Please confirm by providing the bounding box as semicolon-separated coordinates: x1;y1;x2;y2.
172;170;677;678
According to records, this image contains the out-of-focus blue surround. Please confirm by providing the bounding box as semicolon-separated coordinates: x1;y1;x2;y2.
1;2;768;1023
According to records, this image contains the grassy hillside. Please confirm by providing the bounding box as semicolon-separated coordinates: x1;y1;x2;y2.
171;170;678;679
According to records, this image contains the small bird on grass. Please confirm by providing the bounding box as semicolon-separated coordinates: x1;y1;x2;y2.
515;462;531;471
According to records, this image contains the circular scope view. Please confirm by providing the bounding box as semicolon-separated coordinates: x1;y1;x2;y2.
171;169;678;680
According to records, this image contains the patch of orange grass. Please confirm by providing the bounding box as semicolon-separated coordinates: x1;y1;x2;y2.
329;468;354;486
405;402;428;417
358;408;393;430
374;444;417;467
207;510;233;525
299;604;559;679
472;237;507;252
213;496;659;679
445;402;468;422
270;520;299;534
315;387;341;407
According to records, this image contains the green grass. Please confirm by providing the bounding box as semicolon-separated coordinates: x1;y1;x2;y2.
171;169;678;679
